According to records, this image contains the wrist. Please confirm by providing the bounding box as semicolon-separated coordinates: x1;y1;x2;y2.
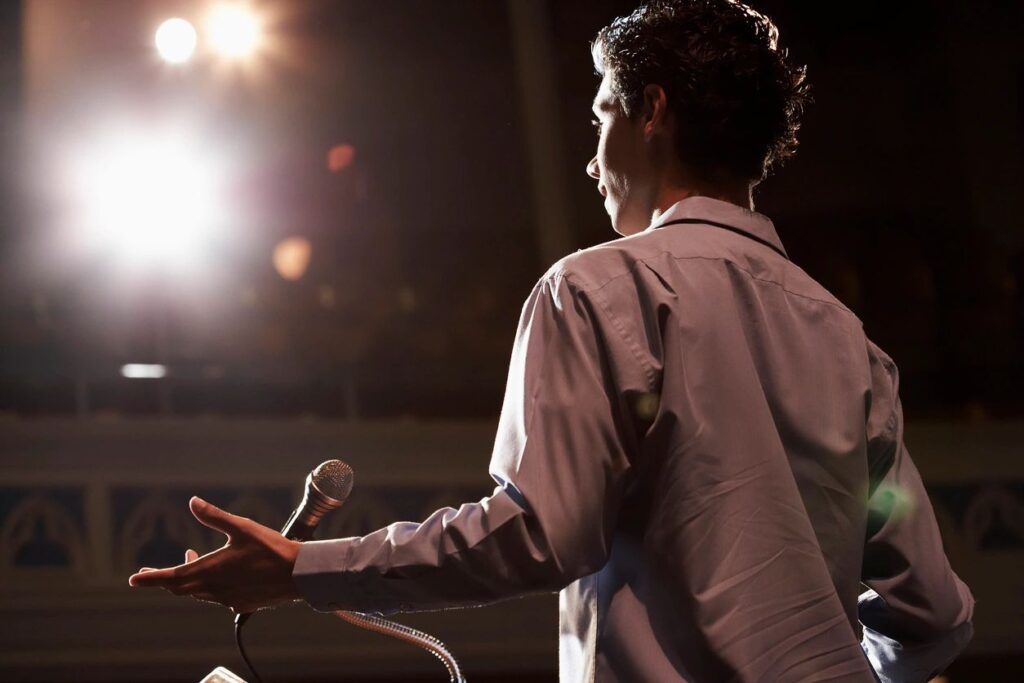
278;537;303;601
284;538;301;568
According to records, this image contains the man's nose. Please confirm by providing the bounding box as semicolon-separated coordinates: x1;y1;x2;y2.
586;156;600;179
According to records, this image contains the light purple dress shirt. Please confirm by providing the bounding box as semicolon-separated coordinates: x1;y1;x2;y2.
294;197;974;682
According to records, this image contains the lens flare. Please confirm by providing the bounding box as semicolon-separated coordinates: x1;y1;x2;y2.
869;483;915;522
327;144;356;172
273;237;312;281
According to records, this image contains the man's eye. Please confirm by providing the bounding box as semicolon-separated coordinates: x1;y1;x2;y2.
591;119;602;135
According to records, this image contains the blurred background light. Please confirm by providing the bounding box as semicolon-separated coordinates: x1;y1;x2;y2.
154;18;197;64
318;284;336;309
120;364;167;379
65;128;227;269
207;4;261;59
273;236;312;281
327;144;356;172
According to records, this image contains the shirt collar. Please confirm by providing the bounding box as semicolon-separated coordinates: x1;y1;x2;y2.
644;196;788;258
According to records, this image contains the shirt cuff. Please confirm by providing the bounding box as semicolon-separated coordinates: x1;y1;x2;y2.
292;537;363;613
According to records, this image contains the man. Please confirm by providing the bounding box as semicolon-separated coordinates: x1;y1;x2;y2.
130;1;974;681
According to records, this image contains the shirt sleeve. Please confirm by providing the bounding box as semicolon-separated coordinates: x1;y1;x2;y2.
859;339;975;682
292;267;650;614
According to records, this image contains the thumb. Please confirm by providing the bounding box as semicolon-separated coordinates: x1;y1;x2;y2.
189;496;248;537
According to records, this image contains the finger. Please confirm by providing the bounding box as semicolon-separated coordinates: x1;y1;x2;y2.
185;548;199;563
134;543;237;588
130;542;232;589
129;566;180;588
189;496;249;537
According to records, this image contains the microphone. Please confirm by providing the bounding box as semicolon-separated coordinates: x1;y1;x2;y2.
280;459;355;541
232;458;466;683
235;459;354;627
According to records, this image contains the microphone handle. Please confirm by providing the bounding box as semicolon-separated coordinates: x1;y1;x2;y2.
280;506;318;542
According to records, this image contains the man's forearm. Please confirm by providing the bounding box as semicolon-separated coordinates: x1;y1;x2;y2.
292;488;578;614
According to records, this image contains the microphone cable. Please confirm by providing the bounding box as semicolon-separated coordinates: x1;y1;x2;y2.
234;613;265;683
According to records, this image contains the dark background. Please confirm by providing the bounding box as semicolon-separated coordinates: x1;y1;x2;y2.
0;1;1021;680
0;0;1021;423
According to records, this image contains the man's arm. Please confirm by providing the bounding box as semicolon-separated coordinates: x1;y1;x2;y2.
130;265;650;614
859;340;975;683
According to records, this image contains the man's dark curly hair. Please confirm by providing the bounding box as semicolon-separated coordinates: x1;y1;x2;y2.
592;0;810;183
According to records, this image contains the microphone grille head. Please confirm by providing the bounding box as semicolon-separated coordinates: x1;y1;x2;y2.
310;459;354;505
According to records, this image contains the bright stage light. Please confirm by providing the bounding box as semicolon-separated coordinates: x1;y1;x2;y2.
65;128;227;269
155;18;198;64
207;5;261;59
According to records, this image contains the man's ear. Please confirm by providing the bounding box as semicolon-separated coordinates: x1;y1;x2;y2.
641;84;669;141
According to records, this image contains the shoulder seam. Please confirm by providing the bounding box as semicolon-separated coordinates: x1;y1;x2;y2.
555;271;658;392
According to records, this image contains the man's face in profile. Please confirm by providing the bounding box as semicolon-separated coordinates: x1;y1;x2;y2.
588;73;652;237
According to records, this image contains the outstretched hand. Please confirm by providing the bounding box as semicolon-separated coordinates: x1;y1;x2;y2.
128;497;302;614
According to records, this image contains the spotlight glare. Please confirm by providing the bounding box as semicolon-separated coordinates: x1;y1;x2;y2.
207;5;261;58
66;128;227;268
155;18;197;64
